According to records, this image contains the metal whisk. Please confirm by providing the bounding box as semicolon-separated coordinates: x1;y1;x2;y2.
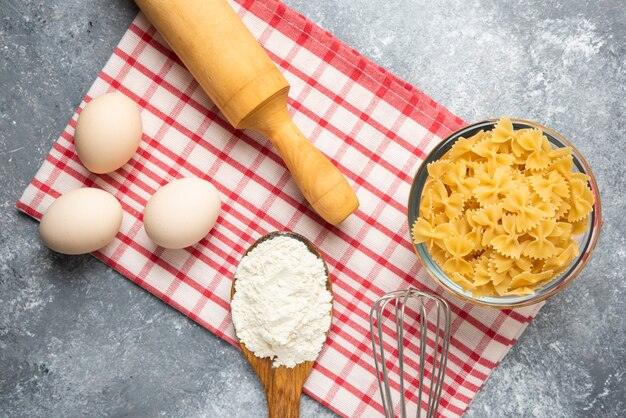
370;288;451;418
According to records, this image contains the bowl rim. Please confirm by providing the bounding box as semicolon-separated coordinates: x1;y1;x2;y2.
407;118;603;309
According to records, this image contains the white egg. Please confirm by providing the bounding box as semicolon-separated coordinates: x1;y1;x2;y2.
143;178;221;249
75;92;142;174
39;188;123;255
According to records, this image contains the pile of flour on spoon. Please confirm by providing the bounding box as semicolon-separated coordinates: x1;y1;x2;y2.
231;235;332;368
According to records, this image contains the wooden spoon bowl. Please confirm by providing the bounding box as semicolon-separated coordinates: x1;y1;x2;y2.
230;231;333;418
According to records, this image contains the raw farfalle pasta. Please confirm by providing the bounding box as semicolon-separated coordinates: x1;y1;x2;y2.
412;117;595;297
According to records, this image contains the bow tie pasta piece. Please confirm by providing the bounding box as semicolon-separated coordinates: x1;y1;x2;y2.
411;218;455;245
549;146;573;163
453;214;472;236
517;129;552;170
510;270;554;289
472;161;490;182
498;143;516;158
516;256;534;272
523;219;558;259
443;192;466;221
472;204;504;246
510;129;533;158
463;210;484;250
429;243;451;267
555;198;572;219
550;221;574;240
516;128;543;151
429;178;449;208
446;130;484;161
493;275;513;296
427;160;453;180
472;203;502;225
443;235;474;258
475;167;515;206
502;184;530;211
450;272;476;290
442;235;474;275
567;179;594;222
488;261;510;288
472;136;516;171
502;185;544;232
490;253;532;295
472;282;498;298
445;261;474;278
433;212;449;225
529;171;570;203
466;208;482;229
489;250;532;276
470;136;497;159
548;154;574;177
443;160;480;198
473;256;492;286
441;131;485;162
570;215;590;235
490;213;523;258
489;253;511;276
570;172;591;183
544;243;579;274
492;116;515;143
419;189;434;221
413;117;595;298
532;194;558;219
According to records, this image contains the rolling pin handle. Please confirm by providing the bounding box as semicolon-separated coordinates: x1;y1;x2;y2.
252;105;359;225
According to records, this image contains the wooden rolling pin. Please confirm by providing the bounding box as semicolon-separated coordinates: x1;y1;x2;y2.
135;0;359;225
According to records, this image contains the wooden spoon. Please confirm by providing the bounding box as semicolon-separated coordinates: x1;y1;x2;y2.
230;231;333;418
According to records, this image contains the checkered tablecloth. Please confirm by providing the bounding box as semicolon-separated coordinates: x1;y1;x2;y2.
17;0;543;416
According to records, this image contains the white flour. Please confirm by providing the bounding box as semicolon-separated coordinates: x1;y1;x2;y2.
231;235;332;368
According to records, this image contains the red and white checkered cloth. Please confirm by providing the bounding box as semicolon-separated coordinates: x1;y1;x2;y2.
17;0;543;416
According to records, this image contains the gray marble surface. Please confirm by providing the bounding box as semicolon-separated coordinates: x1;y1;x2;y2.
1;0;624;416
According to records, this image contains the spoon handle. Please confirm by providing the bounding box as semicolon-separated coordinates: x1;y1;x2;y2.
266;381;302;418
263;363;312;418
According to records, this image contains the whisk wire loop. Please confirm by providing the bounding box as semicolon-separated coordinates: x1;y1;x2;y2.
370;288;451;418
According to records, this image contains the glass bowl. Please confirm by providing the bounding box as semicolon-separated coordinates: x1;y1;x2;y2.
407;119;602;308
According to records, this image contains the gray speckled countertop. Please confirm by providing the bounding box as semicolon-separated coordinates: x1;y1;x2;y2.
1;0;625;417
